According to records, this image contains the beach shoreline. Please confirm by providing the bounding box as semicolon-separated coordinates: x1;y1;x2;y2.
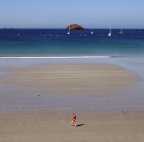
0;60;140;110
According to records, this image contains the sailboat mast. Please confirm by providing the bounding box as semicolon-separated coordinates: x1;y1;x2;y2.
109;21;111;33
67;23;70;35
108;21;112;36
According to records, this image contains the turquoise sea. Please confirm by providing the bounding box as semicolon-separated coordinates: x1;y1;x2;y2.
0;29;144;57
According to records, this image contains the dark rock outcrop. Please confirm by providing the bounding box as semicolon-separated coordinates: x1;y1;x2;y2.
136;29;144;32
66;24;84;30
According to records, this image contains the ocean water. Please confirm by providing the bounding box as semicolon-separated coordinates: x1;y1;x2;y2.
0;29;144;57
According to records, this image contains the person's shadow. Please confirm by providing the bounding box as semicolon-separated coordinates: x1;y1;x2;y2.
76;124;84;127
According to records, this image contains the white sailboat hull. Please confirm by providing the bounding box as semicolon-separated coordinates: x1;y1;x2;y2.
108;32;112;36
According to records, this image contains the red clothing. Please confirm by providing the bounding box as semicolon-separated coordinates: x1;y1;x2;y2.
72;114;76;120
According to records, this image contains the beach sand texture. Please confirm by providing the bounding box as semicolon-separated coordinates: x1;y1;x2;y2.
0;63;144;142
0;64;139;95
0;111;144;142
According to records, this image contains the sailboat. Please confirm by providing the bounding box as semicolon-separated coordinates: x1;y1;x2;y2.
118;25;124;35
67;26;70;35
91;30;94;35
91;28;94;34
90;24;94;34
108;21;112;37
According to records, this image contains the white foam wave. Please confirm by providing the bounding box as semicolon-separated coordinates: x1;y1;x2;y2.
0;56;111;59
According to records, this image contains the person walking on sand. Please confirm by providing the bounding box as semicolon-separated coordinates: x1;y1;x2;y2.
71;113;77;127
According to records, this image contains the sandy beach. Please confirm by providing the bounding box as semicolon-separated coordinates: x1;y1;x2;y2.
0;110;144;142
0;60;144;142
0;63;140;95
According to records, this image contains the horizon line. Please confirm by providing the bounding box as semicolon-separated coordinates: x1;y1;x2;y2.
0;28;143;30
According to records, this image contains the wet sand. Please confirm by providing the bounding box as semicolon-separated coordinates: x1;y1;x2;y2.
0;62;144;142
1;63;139;95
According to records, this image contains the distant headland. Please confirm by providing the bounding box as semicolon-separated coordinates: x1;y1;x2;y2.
66;24;84;30
0;28;14;30
136;29;144;32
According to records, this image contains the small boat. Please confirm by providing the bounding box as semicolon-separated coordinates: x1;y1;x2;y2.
67;26;70;35
118;31;124;35
91;29;94;35
108;21;112;37
91;31;94;35
108;31;112;37
118;26;124;35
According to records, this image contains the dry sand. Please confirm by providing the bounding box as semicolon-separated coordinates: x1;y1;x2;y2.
0;110;144;142
0;63;143;142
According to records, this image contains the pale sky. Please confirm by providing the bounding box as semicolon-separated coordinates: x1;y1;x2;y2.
0;0;144;29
